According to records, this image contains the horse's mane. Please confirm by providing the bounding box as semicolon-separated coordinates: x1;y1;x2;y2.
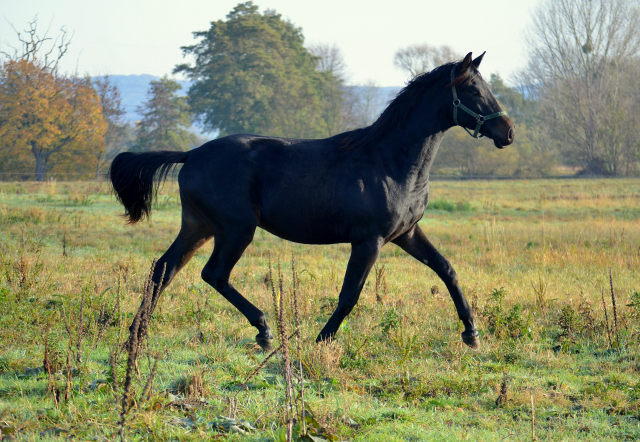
340;60;478;151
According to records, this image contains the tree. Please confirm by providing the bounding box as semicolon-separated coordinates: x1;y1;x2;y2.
175;2;343;138
488;74;556;176
393;44;460;77
433;74;556;177
308;43;346;79
342;81;390;130
133;76;196;152
308;43;346;136
93;76;130;179
0;60;106;180
521;0;640;175
0;18;106;181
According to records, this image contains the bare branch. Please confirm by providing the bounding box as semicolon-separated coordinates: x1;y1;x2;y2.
520;0;640;175
1;16;72;72
308;43;346;80
393;43;460;78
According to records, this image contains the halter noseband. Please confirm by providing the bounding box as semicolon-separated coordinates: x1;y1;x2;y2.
451;68;506;139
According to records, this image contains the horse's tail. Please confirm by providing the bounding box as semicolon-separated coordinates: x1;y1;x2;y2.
110;150;190;224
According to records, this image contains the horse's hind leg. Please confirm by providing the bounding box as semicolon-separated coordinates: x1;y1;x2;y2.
393;225;480;348
201;229;274;351
151;227;211;301
132;223;211;340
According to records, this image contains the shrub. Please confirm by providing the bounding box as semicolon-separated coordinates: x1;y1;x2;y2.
426;199;473;212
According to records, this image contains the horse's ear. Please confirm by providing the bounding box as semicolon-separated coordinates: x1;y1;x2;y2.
461;52;473;73
472;52;486;68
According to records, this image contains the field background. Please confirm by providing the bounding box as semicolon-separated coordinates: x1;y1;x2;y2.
0;179;639;441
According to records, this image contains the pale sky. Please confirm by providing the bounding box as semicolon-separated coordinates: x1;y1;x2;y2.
1;0;542;87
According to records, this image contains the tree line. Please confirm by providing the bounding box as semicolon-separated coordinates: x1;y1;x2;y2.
0;19;197;181
1;0;639;180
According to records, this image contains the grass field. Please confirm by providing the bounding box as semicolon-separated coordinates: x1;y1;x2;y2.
0;178;639;441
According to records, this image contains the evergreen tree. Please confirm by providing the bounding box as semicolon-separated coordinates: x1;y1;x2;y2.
133;76;196;152
174;2;343;138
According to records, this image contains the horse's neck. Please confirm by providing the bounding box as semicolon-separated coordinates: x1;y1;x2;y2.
380;107;450;189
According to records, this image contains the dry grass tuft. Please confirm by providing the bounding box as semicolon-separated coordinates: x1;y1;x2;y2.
172;372;206;398
301;340;345;381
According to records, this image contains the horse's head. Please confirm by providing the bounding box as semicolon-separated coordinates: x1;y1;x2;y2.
448;52;515;148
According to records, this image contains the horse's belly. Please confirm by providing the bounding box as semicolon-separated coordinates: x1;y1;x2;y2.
256;177;356;244
258;207;350;245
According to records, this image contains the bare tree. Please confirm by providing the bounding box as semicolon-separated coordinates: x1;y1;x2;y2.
1;16;72;73
520;0;640;175
393;44;460;77
307;43;347;136
93;76;131;179
308;43;346;79
342;80;390;130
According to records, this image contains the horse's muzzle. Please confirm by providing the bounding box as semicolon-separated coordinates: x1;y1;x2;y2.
494;126;515;149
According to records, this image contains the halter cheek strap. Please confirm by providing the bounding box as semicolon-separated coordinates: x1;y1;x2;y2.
451;68;506;139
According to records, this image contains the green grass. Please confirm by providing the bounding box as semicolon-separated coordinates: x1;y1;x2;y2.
0;179;639;441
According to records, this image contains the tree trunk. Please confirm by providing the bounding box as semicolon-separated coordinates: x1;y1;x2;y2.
31;142;46;182
95;152;103;181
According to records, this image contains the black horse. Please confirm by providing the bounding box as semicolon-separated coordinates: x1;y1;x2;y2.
110;53;514;351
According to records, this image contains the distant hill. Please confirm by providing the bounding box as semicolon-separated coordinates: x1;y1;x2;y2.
95;75;192;124
98;75;401;135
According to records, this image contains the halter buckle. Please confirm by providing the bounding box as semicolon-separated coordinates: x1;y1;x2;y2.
453;99;460;107
477;115;485;123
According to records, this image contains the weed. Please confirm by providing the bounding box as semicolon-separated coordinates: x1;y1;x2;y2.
139;352;161;404
609;268;620;345
484;288;531;339
380;307;400;334
577;300;598;337
627;291;640;319
601;288;614;348
556;305;579;350
495;372;509;408
61;232;68;257
119;259;164;441
374;262;387;304
531;273;548;313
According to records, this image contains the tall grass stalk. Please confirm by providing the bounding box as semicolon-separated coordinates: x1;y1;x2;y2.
601;288;613;348
291;254;307;435
609;268;620;346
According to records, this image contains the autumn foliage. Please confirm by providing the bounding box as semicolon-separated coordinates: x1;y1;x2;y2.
0;59;106;181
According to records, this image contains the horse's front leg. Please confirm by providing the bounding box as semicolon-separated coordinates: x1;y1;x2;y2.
317;239;382;342
393;225;480;348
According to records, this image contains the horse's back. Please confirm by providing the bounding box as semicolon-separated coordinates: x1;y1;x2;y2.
176;134;344;237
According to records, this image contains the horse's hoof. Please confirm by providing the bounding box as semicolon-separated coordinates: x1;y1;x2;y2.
256;330;274;352
461;332;480;349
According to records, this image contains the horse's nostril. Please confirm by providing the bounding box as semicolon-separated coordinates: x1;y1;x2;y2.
508;127;515;142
